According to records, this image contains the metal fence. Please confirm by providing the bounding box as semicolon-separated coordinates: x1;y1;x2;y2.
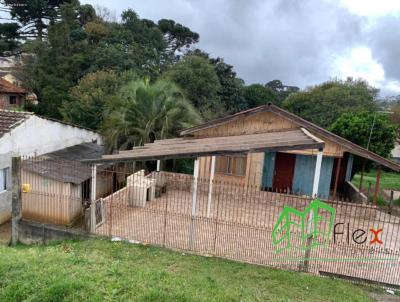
20;157;400;287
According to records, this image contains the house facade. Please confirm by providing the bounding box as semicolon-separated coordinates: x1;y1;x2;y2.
392;140;400;164
180;104;398;200
0;110;102;224
0;78;27;109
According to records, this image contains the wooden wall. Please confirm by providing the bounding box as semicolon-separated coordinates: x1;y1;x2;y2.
193;111;346;185
0;93;24;109
193;111;298;138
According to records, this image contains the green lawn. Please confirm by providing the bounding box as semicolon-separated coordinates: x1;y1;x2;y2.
0;239;379;302
352;169;400;191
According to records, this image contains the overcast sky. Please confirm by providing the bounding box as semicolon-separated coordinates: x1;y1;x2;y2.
5;0;400;96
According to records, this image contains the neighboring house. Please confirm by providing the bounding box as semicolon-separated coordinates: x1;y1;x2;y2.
392;140;400;164
21;143;111;225
0;71;21;86
0;110;102;224
0;78;28;109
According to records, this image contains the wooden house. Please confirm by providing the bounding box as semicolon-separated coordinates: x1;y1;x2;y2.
92;104;400;203
181;104;399;198
0;78;27;109
180;104;399;199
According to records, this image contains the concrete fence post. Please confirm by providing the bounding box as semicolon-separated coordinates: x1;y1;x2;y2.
11;156;21;246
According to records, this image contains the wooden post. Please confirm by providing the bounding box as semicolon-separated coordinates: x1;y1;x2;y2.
312;150;323;198
191;158;199;216
90;164;97;232
156;160;161;172
302;149;323;272
367;181;372;200
333;157;342;200
359;159;366;191
189;158;199;249
389;190;394;214
373;166;382;205
11;156;21;246
206;156;216;218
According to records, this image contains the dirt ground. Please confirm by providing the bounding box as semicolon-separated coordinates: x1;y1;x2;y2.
369;292;400;302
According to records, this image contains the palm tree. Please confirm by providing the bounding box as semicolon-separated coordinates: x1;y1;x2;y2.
103;79;201;152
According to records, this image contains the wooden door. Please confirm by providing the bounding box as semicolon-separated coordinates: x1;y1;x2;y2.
273;152;296;192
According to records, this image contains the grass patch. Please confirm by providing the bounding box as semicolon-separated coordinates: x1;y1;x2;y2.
352;169;400;191
0;239;377;301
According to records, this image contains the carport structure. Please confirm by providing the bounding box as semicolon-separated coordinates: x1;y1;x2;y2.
89;128;326;221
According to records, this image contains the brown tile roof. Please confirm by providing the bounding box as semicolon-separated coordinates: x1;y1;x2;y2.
0;109;32;137
0;78;27;94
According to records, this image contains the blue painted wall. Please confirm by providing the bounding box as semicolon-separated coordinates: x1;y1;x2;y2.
345;154;353;181
262;152;276;188
262;152;334;199
292;155;334;199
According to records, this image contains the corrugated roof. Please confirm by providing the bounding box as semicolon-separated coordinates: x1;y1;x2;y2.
89;129;324;162
0;78;27;94
0;110;32;137
22;143;105;184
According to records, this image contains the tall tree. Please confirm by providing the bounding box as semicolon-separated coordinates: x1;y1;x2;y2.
21;0;92;118
103;79;201;152
265;79;299;104
243;84;278;108
283;78;379;128
164;54;224;120
60;70;136;130
157;19;199;61
330;112;397;158
3;0;72;40
211;57;247;113
0;22;20;55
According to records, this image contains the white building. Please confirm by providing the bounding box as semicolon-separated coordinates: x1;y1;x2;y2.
0;110;102;224
392;141;400;164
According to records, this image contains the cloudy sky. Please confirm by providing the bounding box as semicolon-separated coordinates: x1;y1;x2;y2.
6;0;400;96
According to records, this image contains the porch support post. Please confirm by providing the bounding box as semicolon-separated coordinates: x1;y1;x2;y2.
332;157;342;200
312;149;323;198
359;159;366;190
373;165;382;205
302;149;323;273
189;158;200;249
90;164;97;232
206;156;216;218
191;158;199;216
156;160;161;172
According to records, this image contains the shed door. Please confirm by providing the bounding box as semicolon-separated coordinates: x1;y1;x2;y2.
273;152;296;192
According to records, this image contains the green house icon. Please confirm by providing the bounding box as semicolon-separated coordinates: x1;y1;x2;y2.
272;199;336;253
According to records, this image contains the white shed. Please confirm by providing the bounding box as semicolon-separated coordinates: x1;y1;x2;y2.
0;110;102;224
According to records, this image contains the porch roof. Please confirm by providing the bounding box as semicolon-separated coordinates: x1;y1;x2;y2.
87;128;325;163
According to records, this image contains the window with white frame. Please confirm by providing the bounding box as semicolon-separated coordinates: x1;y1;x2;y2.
0;168;9;192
